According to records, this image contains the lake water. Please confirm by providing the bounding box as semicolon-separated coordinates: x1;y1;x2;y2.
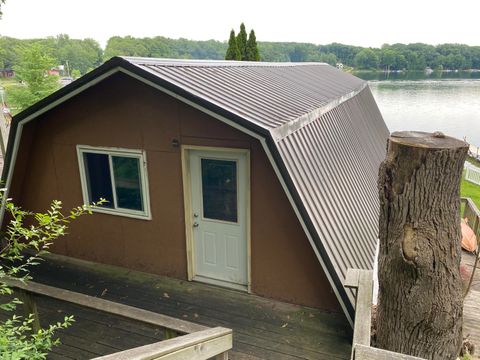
358;73;480;147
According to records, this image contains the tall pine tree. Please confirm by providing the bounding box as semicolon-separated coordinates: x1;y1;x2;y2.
246;30;260;61
236;23;248;61
225;30;241;60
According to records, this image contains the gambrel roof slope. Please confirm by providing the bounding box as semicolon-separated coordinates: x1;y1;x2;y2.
1;57;389;324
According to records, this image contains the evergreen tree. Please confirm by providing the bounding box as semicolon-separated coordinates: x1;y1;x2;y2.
236;23;248;60
225;30;241;60
246;30;260;61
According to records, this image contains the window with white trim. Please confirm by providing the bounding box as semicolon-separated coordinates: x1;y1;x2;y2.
77;146;151;219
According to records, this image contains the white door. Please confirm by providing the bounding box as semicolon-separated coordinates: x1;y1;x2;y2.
189;149;248;289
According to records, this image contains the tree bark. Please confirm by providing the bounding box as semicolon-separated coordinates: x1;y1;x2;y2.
376;131;468;360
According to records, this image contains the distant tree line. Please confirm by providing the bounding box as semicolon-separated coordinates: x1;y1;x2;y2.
0;34;103;75
100;39;480;71
350;43;480;71
2;35;480;76
260;42;480;70
102;36;226;62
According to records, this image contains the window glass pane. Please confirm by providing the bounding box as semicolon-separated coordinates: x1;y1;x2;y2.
201;159;237;222
112;156;143;211
83;152;114;208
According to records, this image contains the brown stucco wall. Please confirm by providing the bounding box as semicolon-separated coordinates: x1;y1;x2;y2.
9;72;341;312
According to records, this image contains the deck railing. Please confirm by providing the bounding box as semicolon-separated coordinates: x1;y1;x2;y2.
461;197;480;237
461;197;480;295
5;278;232;360
345;269;425;360
92;327;231;360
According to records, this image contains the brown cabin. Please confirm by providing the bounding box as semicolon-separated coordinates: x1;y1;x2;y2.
1;57;389;326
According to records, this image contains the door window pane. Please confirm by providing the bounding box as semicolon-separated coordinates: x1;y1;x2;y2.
112;156;143;211
201;159;237;222
83;152;114;208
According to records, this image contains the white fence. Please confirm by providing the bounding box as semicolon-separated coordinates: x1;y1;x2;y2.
465;162;480;186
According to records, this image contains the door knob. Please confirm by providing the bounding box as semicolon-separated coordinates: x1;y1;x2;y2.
193;213;199;218
193;222;199;228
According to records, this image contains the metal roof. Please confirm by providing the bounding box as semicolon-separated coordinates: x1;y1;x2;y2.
126;57;365;129
277;88;387;305
2;57;389;324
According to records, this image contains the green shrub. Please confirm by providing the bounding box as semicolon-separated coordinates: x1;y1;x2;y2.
0;193;103;359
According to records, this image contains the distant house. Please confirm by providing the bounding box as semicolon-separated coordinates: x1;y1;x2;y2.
48;68;61;76
0;57;389;325
0;68;15;78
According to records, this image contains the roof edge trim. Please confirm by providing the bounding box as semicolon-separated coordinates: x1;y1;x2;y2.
270;82;368;142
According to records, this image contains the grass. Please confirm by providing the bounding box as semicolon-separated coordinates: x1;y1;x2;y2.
0;77;23;115
0;77;18;84
461;170;480;210
0;77;20;90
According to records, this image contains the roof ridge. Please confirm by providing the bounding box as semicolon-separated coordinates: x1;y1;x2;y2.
121;56;329;68
269;83;368;142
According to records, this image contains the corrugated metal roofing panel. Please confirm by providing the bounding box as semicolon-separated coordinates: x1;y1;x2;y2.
124;57;365;130
276;87;389;304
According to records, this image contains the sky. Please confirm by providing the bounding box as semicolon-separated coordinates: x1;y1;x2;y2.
1;0;479;48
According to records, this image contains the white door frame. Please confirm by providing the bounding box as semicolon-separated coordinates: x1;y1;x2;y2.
181;145;251;292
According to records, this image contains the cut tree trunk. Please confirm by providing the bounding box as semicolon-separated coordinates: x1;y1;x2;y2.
376;131;468;360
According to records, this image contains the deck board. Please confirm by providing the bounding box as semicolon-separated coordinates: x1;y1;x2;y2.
24;254;351;359
462;251;480;359
0;294;169;359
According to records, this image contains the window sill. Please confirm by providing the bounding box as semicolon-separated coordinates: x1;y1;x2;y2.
89;206;152;221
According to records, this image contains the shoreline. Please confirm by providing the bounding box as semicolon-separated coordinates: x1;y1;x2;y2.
353;69;480;74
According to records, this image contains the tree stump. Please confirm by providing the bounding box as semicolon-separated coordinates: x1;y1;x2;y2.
376;131;468;360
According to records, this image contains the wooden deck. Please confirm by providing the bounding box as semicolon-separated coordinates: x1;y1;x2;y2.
462;250;480;358
19;254;351;359
0;295;168;359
